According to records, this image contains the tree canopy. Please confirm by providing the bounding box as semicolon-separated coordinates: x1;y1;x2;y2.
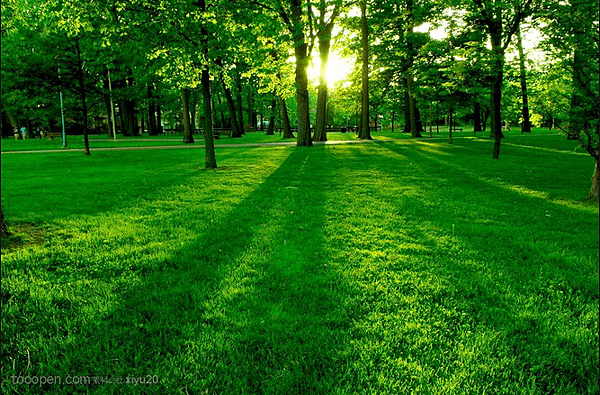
1;0;598;196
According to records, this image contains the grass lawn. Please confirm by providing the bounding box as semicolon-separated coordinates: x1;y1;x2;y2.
1;132;598;394
1;130;363;152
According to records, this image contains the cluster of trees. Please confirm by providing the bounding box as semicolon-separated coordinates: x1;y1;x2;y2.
1;0;598;197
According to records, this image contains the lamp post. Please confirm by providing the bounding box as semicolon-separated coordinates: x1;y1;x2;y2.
107;67;117;141
59;91;67;148
58;66;67;148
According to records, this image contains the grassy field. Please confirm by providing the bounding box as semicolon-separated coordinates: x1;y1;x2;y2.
0;127;571;152
1;131;598;394
1;130;360;152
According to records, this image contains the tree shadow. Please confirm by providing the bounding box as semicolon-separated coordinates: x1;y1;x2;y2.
0;149;242;225
360;141;599;393
16;147;352;394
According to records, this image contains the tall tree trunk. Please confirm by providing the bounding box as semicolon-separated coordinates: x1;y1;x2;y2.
358;0;371;140
482;107;489;132
405;0;422;138
266;98;277;135
216;91;227;130
291;1;312;146
407;76;421;138
517;26;532;133
280;97;294;139
314;9;336;142
589;159;599;201
403;89;411;133
122;99;136;136
489;25;505;159
1;205;9;237
196;0;217;168
473;101;482;132
222;81;242;138
182;88;194;143
391;110;395;132
201;68;217;168
75;38;90;155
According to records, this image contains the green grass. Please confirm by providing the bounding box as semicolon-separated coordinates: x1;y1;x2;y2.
1;130;365;152
1;133;598;394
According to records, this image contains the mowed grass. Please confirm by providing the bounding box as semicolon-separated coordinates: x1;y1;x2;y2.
1;130;363;152
1;134;598;394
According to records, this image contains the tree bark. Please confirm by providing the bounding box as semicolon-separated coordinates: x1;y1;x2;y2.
474;101;482;132
589;159;599;201
201;68;217;168
1;205;9;237
358;0;371;140
290;0;312;146
517;26;532;133
266;98;277;135
313;34;331;142
314;6;336;142
407;75;421;138
403;89;411;133
280;97;294;138
222;81;242;138
489;23;504;159
216;91;227;129
196;0;217;168
182;88;194;143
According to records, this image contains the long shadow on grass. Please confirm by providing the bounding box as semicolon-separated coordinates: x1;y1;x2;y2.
42;147;349;394
361;141;599;393
0;149;241;224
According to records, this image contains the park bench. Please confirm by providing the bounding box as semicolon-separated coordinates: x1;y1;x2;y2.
212;128;232;138
46;131;63;141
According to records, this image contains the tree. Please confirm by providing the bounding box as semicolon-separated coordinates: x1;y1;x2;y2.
516;25;532;133
1;205;9;237
465;0;541;158
357;0;371;140
541;0;599;199
288;0;314;146
313;0;343;142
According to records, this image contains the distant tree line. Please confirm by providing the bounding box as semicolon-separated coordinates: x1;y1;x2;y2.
1;0;597;197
